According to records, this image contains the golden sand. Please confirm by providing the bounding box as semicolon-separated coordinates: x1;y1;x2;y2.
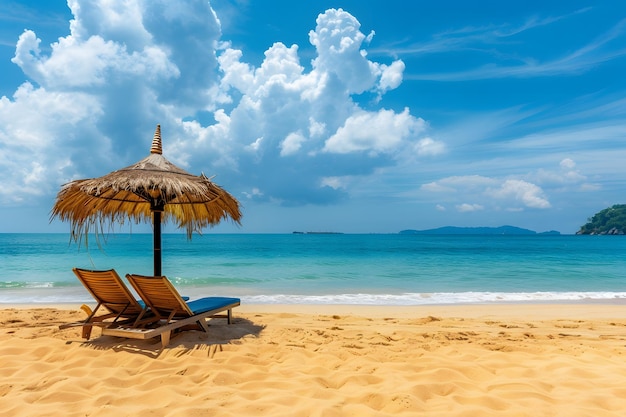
1;303;626;416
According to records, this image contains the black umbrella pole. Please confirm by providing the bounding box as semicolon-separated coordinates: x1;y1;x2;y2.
153;210;162;276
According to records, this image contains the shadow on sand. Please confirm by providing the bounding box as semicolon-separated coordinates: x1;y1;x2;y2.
72;316;265;359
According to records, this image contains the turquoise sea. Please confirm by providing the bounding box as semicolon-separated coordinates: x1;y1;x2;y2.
2;233;626;305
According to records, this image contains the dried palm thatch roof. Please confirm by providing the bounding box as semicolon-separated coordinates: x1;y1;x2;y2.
51;125;242;241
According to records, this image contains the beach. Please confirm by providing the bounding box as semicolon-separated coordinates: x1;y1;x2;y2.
2;303;626;416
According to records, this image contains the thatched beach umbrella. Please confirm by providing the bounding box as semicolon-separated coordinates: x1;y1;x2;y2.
51;125;242;276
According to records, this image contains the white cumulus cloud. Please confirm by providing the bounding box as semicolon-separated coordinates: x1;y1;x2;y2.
487;179;551;209
414;137;446;156
422;175;551;212
560;158;576;170
1;2;433;209
456;203;484;212
280;132;307;156
323;108;425;155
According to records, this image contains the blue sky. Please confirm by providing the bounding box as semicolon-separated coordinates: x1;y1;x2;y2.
1;0;625;234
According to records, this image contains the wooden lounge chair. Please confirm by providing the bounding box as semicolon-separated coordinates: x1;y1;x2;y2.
100;274;240;347
59;268;148;339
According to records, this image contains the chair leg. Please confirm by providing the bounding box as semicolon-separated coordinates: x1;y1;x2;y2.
82;325;93;340
81;303;100;339
161;331;171;347
197;319;210;333
227;309;232;324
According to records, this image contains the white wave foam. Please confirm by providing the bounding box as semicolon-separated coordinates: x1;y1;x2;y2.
241;292;626;305
3;290;626;305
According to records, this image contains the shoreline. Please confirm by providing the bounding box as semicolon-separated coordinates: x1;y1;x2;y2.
4;300;626;319
4;285;626;306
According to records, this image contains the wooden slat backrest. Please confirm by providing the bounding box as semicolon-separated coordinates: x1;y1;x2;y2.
126;274;193;319
73;268;142;315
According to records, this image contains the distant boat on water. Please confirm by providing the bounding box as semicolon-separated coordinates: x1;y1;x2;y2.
292;231;344;234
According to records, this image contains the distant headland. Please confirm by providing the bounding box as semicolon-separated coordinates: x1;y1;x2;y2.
399;226;560;235
577;204;626;235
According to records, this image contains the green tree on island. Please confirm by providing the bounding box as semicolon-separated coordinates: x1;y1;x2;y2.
578;204;626;235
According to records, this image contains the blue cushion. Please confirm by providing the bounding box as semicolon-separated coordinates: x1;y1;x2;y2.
187;297;240;315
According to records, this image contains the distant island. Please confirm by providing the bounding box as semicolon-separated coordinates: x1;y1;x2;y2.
577;204;626;235
400;226;560;235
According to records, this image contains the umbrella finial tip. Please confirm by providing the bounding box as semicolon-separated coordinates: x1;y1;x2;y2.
151;124;162;154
